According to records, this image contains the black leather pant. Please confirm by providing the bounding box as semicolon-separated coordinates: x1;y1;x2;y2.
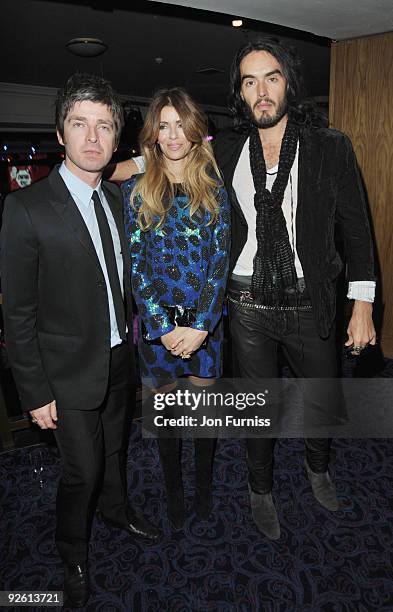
228;276;338;494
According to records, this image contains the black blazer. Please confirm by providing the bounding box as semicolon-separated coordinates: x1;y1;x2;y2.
1;167;135;411
213;126;375;337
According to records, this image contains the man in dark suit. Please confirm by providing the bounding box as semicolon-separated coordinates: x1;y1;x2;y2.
1;73;160;607
213;38;376;539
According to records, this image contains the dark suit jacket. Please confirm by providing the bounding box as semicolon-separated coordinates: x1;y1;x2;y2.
213;126;375;338
1;167;135;412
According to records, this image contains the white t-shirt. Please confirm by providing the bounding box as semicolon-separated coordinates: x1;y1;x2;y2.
230;139;374;302
232;137;303;278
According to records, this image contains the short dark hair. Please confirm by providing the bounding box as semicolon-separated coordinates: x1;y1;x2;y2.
55;73;124;145
228;37;307;131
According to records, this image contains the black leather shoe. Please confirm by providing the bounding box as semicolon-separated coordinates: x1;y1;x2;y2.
305;459;339;511
64;563;89;608
101;508;162;540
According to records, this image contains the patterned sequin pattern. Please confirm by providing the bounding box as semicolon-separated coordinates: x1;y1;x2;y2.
123;177;230;384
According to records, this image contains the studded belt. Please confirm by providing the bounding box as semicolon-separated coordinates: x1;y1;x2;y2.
227;289;312;312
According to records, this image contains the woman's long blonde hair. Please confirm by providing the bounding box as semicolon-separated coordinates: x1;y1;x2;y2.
131;87;222;230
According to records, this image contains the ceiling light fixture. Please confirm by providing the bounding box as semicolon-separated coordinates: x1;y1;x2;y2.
232;19;243;27
66;38;108;57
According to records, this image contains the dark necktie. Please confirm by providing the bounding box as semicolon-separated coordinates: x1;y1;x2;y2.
92;190;126;342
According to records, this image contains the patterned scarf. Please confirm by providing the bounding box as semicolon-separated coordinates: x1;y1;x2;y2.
249;120;299;305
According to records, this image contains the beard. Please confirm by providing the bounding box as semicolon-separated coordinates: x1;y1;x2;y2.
246;96;288;129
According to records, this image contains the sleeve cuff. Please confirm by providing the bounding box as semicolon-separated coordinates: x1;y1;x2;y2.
132;156;145;173
143;320;175;341
347;281;376;302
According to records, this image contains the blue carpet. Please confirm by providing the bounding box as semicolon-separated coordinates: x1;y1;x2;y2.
1;426;393;611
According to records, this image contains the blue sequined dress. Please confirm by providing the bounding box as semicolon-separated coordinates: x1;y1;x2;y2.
122;176;230;385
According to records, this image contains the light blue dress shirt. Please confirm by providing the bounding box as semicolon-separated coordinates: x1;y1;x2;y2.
59;163;124;347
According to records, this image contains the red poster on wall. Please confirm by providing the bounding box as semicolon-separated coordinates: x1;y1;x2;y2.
7;165;51;191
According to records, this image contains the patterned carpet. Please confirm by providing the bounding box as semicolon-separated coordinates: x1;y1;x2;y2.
1;425;393;611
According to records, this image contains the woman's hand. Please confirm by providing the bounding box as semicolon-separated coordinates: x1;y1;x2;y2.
161;327;187;351
170;328;208;357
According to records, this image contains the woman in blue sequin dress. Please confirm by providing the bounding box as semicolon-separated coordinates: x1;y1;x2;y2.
122;88;230;529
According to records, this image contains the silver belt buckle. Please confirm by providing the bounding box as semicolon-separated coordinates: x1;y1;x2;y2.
240;290;253;302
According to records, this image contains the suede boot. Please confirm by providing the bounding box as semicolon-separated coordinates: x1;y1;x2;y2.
305;458;339;511
158;438;185;529
248;484;281;540
194;438;216;520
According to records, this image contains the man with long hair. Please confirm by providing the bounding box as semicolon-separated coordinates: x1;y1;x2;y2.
214;37;376;538
1;73;160;606
108;38;376;540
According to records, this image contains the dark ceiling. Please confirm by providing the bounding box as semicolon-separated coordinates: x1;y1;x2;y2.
2;0;331;108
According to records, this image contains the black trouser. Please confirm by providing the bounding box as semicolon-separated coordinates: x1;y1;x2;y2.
228;277;338;494
54;343;132;564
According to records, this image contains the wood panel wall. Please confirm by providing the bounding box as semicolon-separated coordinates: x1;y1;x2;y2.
330;32;393;356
